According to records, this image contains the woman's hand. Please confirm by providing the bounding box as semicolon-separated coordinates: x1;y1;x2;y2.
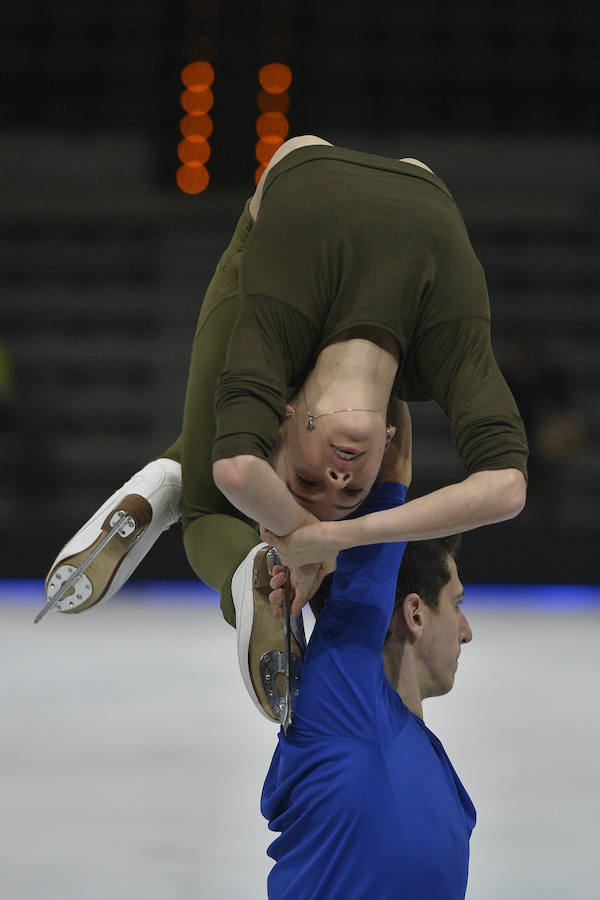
261;520;339;570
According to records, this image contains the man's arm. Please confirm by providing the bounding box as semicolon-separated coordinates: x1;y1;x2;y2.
284;484;408;740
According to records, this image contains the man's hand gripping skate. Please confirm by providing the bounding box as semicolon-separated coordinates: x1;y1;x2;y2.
267;558;336;618
260;522;336;616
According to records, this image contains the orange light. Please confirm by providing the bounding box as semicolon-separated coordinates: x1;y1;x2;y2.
177;137;211;165
258;63;292;94
255;63;292;171
181;60;214;89
180;113;213;139
255;136;285;165
256;112;289;141
176;164;210;194
257;89;290;114
178;60;213;195
181;87;214;114
254;164;267;185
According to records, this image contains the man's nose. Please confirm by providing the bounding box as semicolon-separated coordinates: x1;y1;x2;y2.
325;467;353;486
460;614;473;644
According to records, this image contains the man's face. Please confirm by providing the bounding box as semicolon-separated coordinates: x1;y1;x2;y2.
419;557;472;699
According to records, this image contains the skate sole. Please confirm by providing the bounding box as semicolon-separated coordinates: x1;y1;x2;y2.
46;494;153;613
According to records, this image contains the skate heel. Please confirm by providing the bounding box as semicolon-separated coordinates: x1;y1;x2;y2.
45;493;152;616
37;458;182;623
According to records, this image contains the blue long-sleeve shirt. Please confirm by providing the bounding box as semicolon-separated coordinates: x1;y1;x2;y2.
261;482;476;899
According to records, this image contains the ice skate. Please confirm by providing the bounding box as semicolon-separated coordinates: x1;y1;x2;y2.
232;543;305;730
36;458;182;622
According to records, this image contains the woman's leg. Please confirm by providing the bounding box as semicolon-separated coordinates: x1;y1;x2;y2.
181;138;335;623
44;203;259;625
160;436;181;463
46;140;336;624
178;207;261;625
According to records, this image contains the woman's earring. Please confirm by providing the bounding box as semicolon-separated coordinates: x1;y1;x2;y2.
385;425;393;442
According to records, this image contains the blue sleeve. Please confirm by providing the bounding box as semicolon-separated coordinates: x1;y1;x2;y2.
325;481;408;654
292;482;407;739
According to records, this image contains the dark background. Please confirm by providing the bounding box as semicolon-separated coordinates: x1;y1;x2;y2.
2;0;599;585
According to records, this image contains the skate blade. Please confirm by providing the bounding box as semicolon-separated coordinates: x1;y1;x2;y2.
35;494;152;622
253;548;299;731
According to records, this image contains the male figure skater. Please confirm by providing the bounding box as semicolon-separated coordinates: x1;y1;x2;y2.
263;499;475;899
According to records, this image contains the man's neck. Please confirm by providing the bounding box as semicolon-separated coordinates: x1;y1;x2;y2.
383;640;424;719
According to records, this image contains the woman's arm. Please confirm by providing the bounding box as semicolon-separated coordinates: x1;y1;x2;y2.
263;467;526;573
213;455;318;535
345;466;525;543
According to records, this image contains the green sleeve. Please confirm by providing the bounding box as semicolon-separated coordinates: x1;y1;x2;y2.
412;317;529;478
212;294;320;462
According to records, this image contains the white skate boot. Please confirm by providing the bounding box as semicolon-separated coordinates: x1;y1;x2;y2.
232;543;305;731
36;458;182;622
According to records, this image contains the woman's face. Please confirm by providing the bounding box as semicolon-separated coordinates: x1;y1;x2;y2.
273;408;390;520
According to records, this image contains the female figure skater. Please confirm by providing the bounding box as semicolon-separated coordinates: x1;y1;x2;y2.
43;136;527;719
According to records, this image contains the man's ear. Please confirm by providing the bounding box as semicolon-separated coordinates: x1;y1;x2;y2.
401;592;426;641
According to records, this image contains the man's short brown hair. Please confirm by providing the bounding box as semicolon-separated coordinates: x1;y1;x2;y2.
394;536;462;612
309;535;462;621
